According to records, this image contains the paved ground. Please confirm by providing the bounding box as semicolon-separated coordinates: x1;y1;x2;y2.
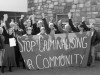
0;61;100;75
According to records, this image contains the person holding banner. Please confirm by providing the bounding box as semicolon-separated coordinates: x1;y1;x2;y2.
37;27;47;35
23;27;32;36
49;23;56;37
89;24;100;66
14;23;25;68
2;27;16;73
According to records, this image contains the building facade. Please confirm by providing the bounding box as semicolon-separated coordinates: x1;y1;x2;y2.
28;0;100;27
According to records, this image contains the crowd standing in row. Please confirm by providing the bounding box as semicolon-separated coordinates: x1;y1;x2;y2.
0;12;100;73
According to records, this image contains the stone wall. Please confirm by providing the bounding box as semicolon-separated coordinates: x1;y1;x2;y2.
28;0;100;26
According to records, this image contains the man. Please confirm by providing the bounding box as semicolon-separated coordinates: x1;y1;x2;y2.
68;12;80;32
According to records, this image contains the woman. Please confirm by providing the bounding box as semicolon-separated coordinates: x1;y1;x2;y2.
2;27;16;73
23;27;32;36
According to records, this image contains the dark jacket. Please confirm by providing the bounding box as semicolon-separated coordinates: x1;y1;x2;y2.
81;21;90;31
54;23;61;34
91;30;100;46
5;21;10;29
31;23;40;35
14;29;24;36
42;18;50;34
68;19;80;32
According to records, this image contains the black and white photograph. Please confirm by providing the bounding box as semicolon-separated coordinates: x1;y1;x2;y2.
0;0;100;75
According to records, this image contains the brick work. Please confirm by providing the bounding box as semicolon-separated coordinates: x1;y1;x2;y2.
27;0;100;27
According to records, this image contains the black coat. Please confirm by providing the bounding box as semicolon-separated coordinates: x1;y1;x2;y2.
54;23;61;34
68;19;80;32
91;30;100;46
5;21;10;29
42;18;50;34
31;23;40;35
81;21;90;31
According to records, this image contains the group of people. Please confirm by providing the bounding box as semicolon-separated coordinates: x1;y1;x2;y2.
0;12;100;73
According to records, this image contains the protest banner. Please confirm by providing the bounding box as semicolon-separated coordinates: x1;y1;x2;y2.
17;32;92;70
